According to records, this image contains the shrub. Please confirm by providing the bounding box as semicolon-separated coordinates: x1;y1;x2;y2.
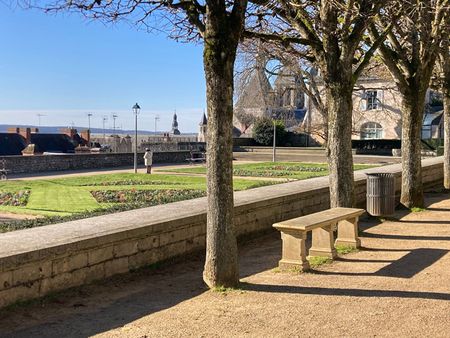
252;117;287;146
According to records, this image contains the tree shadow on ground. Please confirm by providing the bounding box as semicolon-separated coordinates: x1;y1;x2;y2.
0;255;208;338
0;235;281;338
316;248;448;278
241;282;450;301
424;207;450;212
239;232;280;278
393;219;450;225
363;232;450;240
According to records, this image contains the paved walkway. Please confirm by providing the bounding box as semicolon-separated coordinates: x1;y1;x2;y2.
233;148;402;165
6;150;401;181
0;193;449;337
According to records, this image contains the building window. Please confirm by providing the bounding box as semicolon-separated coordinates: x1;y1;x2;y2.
366;90;378;110
360;122;383;139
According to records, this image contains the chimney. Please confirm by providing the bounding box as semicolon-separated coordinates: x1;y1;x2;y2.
80;130;91;144
24;128;32;145
8;127;32;145
60;128;77;139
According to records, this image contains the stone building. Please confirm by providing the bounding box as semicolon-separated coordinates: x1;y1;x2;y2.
233;62;306;136
234;58;444;145
90;134;133;153
305;62;444;144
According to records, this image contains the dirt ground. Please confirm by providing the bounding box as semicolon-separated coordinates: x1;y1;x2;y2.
0;193;449;338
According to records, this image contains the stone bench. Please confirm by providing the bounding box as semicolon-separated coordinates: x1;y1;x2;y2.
273;207;365;271
186;152;206;164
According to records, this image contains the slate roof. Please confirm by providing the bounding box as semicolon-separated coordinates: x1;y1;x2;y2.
0;133;27;155
235;66;273;111
30;134;76;153
200;113;208;125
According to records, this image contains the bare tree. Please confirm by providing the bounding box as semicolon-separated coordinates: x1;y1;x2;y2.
245;0;391;207
439;31;450;188
235;41;329;141
30;0;247;288
369;0;449;208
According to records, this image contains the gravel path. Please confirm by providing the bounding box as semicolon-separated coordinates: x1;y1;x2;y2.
0;193;449;338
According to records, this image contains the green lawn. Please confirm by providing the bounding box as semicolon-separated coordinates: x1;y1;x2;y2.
0;173;272;217
0;162;379;232
160;162;376;180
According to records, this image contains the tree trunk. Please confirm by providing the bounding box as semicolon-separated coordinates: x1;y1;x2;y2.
400;93;426;208
326;81;355;208
443;83;450;189
442;49;450;189
202;19;240;288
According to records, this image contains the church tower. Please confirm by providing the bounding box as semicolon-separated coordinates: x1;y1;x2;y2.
170;111;181;135
198;112;207;143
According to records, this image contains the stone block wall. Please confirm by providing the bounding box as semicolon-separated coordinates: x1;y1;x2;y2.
0;157;444;308
0;151;191;175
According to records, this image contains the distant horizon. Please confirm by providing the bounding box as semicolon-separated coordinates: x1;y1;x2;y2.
0;122;200;135
0;107;205;134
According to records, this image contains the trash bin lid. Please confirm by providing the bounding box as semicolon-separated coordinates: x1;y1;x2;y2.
366;172;395;178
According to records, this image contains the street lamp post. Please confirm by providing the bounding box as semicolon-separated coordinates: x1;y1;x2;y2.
37;114;46;127
87;113;92;131
87;113;93;146
112;114;118;133
133;103;141;173
102;116;108;144
272;113;277;162
154;115;160;135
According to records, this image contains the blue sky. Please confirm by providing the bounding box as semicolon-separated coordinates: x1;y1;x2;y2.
0;3;206;132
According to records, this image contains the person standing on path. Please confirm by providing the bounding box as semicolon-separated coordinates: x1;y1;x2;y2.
143;148;153;174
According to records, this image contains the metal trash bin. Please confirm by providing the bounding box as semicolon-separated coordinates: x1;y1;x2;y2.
366;173;396;216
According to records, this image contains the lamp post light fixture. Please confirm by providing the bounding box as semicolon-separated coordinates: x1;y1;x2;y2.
133;103;141;173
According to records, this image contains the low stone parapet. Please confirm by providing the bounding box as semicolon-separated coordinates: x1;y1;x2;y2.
0;157;444;308
0;151;191;175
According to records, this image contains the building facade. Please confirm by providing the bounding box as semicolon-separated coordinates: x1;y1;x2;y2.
233;63;306;136
306;64;443;144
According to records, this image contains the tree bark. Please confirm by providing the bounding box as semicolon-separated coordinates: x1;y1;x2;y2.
326;79;355;208
400;92;426;208
442;45;450;189
443;81;450;189
202;11;241;288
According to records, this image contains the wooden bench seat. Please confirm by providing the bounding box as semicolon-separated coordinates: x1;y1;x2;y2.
273;207;365;271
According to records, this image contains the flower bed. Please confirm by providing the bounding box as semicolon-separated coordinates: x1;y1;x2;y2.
91;189;206;205
262;165;327;172
79;180;184;186
231;164;328;178
0;191;30;206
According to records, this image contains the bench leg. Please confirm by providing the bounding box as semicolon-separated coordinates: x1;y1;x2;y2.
335;217;361;248
278;231;310;272
309;225;337;259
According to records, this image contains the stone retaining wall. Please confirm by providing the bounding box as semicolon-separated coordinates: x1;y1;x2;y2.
0;151;191;175
0;157;443;308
